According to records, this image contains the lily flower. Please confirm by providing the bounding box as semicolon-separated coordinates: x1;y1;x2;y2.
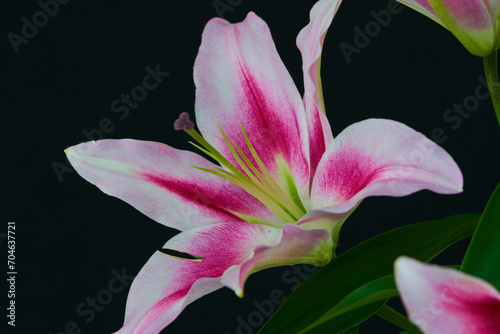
397;0;500;130
65;0;463;332
395;256;500;334
397;0;500;57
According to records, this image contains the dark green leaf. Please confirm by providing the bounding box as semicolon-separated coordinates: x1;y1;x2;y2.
461;182;500;289
299;275;398;333
341;325;359;333
258;214;479;334
299;299;388;334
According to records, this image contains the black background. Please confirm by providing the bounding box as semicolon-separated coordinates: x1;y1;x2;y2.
4;0;500;333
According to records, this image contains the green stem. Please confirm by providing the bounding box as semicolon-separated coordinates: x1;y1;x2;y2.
483;51;500;127
375;305;422;334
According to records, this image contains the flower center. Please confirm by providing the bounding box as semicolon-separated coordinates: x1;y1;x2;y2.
175;113;307;223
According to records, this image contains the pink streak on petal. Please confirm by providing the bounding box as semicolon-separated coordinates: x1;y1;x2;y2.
395;257;500;334
307;104;332;181
311;119;463;212
194;12;310;203
233;64;305;176
440;0;492;30
435;284;500;319
65;139;279;231
143;173;250;225
114;223;281;334
297;0;340;179
314;146;380;204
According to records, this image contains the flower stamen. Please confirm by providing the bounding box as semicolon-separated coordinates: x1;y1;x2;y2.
174;113;306;223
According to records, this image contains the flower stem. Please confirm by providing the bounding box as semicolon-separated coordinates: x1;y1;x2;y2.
375;305;422;334
483;51;500;127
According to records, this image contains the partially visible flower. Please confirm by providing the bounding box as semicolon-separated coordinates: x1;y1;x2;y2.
395;256;500;334
398;0;500;56
397;0;500;128
65;0;463;333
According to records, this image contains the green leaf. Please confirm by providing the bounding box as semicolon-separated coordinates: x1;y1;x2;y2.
258;213;480;334
461;182;500;289
341;325;359;333
299;275;398;333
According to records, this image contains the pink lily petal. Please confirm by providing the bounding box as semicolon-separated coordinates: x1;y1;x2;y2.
395;256;500;334
114;222;281;334
221;223;333;297
295;209;351;245
65;139;280;231
193;12;311;205
397;0;445;26
296;0;340;177
311;119;463;215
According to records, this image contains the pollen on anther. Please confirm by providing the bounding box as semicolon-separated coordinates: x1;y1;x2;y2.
174;112;194;131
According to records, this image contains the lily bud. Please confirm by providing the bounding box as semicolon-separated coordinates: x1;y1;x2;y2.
398;0;499;56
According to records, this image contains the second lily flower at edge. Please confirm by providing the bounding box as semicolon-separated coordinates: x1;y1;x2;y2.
65;0;463;333
395;256;500;334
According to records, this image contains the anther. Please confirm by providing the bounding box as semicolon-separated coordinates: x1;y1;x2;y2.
174;112;194;131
